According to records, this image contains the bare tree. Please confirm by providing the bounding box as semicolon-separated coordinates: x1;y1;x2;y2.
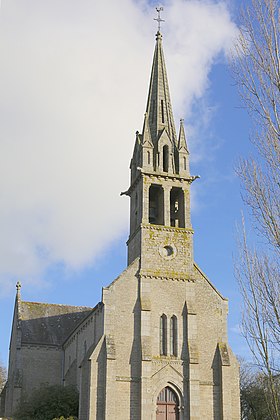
239;357;278;420
0;361;6;391
232;0;280;418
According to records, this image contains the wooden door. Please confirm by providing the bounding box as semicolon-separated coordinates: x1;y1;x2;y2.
156;387;179;420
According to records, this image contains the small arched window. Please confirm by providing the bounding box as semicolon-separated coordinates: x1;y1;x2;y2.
183;156;187;171
160;314;167;356
170;315;178;356
161;99;165;123
147;150;151;165
163;145;169;172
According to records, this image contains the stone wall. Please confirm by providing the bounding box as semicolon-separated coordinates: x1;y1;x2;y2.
76;256;240;420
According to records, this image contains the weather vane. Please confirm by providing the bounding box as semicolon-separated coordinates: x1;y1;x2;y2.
154;6;164;32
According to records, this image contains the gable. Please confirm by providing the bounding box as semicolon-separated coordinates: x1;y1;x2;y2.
194;263;227;301
157;128;173;148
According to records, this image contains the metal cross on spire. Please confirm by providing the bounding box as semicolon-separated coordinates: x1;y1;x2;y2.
154;6;164;32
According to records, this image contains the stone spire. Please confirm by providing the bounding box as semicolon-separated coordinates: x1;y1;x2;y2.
178;119;189;152
145;31;177;145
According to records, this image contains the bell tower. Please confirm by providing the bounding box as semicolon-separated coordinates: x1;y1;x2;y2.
124;30;198;281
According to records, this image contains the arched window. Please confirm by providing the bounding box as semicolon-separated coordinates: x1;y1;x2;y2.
183;156;187;170
160;314;167;356
163;145;169;172
161;99;165;123
170;315;178;357
170;187;185;228
147;150;151;165
149;185;164;225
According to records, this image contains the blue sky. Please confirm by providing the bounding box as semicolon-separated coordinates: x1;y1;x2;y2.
0;0;252;367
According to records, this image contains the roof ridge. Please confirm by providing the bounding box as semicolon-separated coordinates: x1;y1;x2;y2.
21;300;93;309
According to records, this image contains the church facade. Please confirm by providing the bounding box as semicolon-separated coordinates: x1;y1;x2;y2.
2;30;240;420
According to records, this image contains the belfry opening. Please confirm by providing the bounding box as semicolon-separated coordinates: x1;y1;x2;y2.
170;187;185;228
163;145;169;172
149;184;164;225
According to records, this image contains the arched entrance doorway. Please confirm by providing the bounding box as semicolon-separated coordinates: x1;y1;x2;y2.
156;386;179;420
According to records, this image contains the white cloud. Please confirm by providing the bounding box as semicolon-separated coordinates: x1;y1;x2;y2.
0;0;237;292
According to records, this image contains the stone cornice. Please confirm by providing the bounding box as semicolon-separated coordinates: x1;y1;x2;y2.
142;224;194;234
125;169;199;196
141;170;198;183
139;270;195;283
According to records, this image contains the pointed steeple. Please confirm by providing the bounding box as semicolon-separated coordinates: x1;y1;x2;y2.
178;119;189;152
126;24;199;266
145;31;177;145
177;119;190;176
142;113;153;146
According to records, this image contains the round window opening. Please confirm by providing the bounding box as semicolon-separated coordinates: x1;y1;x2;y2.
163;245;174;257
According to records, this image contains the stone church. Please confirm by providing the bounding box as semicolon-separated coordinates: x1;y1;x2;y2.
1;29;240;420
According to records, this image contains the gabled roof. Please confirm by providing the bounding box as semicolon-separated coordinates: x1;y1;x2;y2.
19;301;93;346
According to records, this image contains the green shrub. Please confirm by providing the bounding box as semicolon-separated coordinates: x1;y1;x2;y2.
14;385;79;420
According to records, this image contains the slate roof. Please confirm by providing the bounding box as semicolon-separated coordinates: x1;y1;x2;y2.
19;301;93;346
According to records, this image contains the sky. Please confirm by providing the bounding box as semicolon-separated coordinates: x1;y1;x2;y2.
0;0;253;367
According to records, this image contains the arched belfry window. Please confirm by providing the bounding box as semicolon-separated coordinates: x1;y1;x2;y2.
149;185;164;225
163;145;169;172
170;187;185;228
183;156;187;171
170;315;178;357
160;314;167;356
156;387;179;419
161;99;165;123
147;150;151;165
